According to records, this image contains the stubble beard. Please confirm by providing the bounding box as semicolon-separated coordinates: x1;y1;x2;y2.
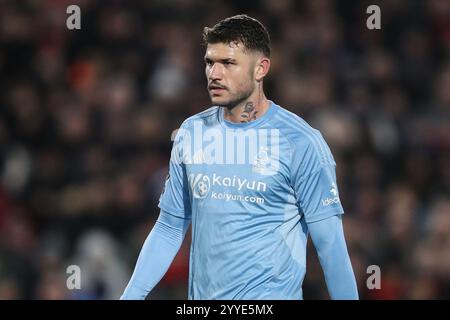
213;82;255;110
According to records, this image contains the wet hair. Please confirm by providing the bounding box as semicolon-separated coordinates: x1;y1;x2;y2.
203;14;271;58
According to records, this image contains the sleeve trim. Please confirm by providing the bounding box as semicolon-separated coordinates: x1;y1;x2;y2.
305;209;344;224
158;202;187;219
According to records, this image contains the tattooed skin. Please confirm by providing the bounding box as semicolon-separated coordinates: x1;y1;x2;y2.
240;102;258;122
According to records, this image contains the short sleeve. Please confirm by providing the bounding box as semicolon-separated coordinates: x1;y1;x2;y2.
290;131;344;223
158;125;192;219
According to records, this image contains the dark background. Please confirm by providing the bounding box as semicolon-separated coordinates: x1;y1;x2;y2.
0;0;449;299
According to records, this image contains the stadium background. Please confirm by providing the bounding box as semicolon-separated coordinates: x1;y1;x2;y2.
0;0;449;299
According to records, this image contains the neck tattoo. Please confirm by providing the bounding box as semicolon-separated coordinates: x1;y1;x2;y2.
240;102;258;122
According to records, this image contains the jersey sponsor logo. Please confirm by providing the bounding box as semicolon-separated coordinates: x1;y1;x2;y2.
190;173;211;199
188;173;267;203
210;192;265;204
321;182;341;206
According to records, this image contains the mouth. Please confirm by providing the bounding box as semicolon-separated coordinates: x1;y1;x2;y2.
210;88;225;95
208;84;226;95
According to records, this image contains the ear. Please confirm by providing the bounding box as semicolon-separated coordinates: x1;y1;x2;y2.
254;56;271;82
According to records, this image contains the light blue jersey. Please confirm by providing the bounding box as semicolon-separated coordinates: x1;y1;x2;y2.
158;101;344;300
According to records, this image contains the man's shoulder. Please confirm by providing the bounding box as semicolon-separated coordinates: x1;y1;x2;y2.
273;104;323;145
274;104;335;166
181;106;220;129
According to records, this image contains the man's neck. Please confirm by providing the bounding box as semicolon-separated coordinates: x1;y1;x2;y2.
223;95;270;124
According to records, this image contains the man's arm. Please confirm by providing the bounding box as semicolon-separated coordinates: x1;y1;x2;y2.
307;214;358;300
120;210;191;300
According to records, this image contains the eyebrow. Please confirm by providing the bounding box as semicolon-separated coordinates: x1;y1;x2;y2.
204;57;237;64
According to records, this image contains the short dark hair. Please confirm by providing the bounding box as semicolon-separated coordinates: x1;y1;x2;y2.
203;14;271;58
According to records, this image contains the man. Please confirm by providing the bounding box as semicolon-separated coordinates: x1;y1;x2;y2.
121;14;358;300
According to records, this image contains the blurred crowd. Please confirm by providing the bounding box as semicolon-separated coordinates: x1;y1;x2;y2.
0;0;449;299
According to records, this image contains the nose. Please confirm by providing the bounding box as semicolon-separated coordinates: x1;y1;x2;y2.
208;63;223;81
